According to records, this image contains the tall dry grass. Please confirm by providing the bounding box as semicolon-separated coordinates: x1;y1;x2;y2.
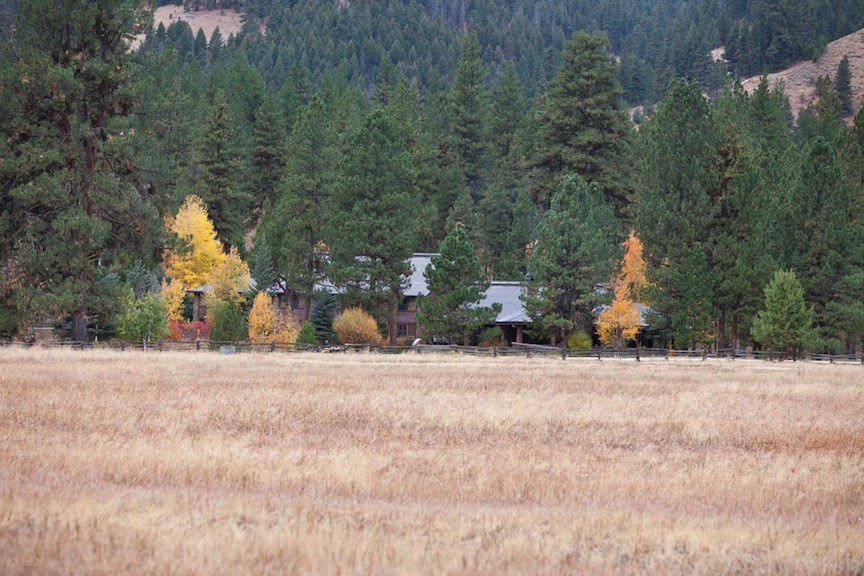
0;348;862;575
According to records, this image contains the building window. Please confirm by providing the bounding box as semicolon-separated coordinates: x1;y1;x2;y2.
397;323;416;338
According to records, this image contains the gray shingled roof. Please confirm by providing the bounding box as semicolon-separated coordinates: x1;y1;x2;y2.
480;282;530;324
406;254;529;324
404;253;435;296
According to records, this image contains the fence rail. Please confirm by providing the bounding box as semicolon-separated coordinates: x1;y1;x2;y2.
1;339;862;364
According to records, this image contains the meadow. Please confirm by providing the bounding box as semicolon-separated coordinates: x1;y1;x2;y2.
0;348;862;575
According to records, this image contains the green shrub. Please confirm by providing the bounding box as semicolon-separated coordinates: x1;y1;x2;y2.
209;300;247;342
296;321;317;345
567;331;593;350
116;292;170;347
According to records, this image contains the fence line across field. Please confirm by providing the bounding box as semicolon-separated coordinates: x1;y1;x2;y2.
2;339;863;364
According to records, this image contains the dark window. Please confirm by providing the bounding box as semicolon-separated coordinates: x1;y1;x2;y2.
397;323;417;338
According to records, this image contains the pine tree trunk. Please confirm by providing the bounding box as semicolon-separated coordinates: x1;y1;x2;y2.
303;296;311;321
717;309;726;350
731;314;740;351
388;301;397;345
71;308;88;343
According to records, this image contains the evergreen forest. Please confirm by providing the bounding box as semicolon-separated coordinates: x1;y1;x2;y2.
1;0;864;353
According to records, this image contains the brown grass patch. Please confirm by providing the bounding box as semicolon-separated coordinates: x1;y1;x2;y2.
1;349;862;574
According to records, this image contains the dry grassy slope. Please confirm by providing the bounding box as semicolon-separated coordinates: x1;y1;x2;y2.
740;27;864;122
150;5;246;42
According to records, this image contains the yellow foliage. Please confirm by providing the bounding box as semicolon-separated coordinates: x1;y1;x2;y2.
161;279;186;321
248;291;299;344
247;292;274;342
333;307;382;345
164;195;225;288
209;246;250;303
596;296;642;348
272;313;300;345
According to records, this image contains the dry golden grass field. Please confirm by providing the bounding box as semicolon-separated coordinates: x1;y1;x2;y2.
1;349;862;575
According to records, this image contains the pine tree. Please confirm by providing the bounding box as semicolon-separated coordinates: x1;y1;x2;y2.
261;95;334;319
488;62;525;165
249;234;278;297
790;137;862;351
0;0;161;342
448;31;488;197
329;109;421;344
835;55;853;117
524;175;619;344
532;31;634;220
197;90;250;250
671;245;716;350
751;270;815;359
417;223;501;345
310;289;336;343
250;95;285;217
710;88;777;348
635;79;717;347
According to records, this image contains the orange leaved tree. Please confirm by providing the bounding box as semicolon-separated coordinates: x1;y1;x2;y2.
333;308;382;345
596;232;648;348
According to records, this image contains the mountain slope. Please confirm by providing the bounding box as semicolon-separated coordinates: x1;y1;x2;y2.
741;27;864;121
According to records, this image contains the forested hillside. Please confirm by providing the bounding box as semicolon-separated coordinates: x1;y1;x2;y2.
1;0;864;353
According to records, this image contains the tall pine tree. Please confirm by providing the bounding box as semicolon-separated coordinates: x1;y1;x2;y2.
417;223;500;345
0;0;161;341
524;175;618;344
532;31;633;220
329;109;421;344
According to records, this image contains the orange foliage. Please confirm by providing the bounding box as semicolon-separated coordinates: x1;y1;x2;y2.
333;308;382;345
597;232;648;347
596;297;642;348
617;231;647;304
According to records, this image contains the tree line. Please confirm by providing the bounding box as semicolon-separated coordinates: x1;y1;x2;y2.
1;0;863;353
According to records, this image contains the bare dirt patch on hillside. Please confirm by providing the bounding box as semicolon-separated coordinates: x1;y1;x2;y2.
151;5;246;42
1;349;862;574
741;28;864;122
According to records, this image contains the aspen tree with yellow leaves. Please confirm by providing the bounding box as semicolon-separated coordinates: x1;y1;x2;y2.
248;291;300;344
164;196;226;289
209;246;250;304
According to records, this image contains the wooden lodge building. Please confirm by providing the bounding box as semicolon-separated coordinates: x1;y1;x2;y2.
187;253;532;344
